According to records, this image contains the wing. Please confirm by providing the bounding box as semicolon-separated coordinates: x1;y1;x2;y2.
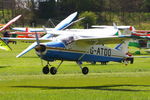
12;27;53;32
48;28;119;37
2;37;50;42
0;15;22;32
75;36;131;45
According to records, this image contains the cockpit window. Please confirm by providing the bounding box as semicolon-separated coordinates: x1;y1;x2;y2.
61;36;75;45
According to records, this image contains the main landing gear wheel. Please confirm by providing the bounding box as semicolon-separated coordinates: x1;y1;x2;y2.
50;67;57;75
82;67;89;75
42;65;49;74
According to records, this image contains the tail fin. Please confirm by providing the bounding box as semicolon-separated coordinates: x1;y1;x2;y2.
115;41;129;54
25;27;29;32
129;26;135;32
113;23;122;36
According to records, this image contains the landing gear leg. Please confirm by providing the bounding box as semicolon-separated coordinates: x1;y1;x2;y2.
124;59;128;66
49;60;63;75
77;62;89;75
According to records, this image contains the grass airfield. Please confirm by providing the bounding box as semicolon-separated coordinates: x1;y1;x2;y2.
0;42;150;100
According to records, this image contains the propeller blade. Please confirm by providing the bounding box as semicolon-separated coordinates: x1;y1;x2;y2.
35;32;40;45
42;26;48;34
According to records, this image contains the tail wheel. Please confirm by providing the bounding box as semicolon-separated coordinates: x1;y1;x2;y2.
50;67;57;75
42;65;49;74
82;67;89;75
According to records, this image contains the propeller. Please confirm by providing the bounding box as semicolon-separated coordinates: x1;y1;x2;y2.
35;31;46;66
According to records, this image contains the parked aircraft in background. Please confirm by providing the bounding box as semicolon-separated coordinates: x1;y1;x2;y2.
0;15;22;32
132;30;150;37
12;27;53;32
9;27;45;38
128;30;150;50
91;25;135;35
0;24;5;28
0;15;21;51
0;38;12;51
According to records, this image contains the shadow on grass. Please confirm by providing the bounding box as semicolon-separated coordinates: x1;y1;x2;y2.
0;66;10;68
21;56;38;59
12;84;150;92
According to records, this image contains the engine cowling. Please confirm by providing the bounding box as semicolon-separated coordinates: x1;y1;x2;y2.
35;44;46;53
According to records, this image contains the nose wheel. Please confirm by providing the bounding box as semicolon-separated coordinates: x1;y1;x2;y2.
42;65;49;74
82;67;89;75
42;61;63;75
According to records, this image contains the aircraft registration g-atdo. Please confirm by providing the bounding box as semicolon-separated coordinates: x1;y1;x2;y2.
3;12;135;75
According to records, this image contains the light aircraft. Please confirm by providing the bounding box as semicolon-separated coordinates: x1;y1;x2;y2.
129;30;150;54
9;27;45;38
0;15;22;51
3;12;136;75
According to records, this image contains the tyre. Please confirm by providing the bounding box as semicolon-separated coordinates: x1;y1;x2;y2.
82;67;89;75
50;67;57;75
42;65;49;74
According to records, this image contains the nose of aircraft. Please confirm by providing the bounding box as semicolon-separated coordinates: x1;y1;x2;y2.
35;44;46;53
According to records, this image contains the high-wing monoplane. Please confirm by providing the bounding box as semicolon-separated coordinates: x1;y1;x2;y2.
3;12;135;75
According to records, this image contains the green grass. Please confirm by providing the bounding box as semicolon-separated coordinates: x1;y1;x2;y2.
0;42;150;100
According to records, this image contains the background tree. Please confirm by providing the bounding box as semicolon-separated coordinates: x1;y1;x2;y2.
38;0;57;19
143;0;150;12
74;11;98;28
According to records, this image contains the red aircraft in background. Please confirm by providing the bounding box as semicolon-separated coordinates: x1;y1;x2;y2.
132;30;150;37
9;27;45;38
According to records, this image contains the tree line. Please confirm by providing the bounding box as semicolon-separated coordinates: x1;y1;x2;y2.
36;0;150;17
1;0;150;29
